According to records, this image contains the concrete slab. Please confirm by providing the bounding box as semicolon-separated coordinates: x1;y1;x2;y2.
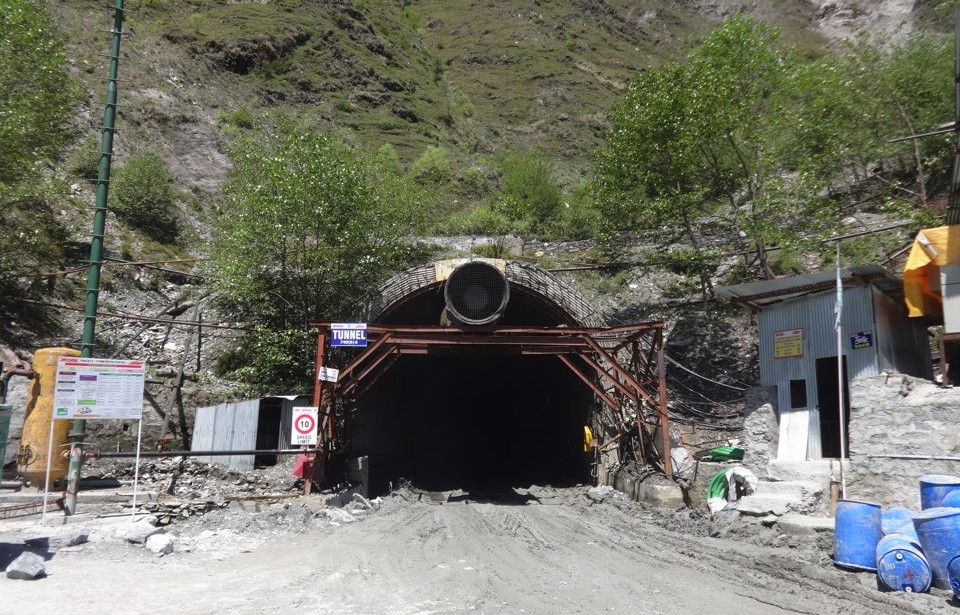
766;460;844;483
636;483;684;509
754;480;823;498
777;513;835;535
735;495;793;517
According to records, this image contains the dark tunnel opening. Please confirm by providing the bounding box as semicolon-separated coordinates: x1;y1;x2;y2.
349;278;596;496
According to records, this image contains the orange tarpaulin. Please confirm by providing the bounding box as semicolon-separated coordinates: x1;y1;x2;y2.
903;225;960;318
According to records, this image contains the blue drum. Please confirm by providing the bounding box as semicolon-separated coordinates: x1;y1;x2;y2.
834;499;883;571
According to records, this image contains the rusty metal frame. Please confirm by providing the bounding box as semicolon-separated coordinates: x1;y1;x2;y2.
308;322;672;477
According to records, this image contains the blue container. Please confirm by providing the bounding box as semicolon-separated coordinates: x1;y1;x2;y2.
913;507;960;589
893;521;920;543
834;499;883;571
875;533;932;593
948;555;960;598
943;491;960;509
920;475;960;510
882;507;915;535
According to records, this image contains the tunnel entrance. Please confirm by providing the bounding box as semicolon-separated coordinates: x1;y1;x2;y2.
354;353;593;494
312;259;670;497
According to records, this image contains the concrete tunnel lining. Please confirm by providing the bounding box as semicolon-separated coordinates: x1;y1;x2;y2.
349;260;606;495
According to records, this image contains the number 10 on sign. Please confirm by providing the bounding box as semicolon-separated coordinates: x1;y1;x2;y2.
291;407;319;446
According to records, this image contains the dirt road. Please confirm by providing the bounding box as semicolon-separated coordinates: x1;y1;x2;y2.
1;486;952;614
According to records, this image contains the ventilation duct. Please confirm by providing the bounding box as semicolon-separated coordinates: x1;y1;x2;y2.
444;261;510;325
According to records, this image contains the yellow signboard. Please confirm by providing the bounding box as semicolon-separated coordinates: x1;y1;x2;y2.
773;328;803;359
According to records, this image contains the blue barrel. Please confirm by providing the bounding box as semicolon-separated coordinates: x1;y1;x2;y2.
834;499;883;571
893;521;920;543
949;555;960;598
920;475;960;510
875;533;932;593
913;507;960;589
943;491;960;509
882;507;915;535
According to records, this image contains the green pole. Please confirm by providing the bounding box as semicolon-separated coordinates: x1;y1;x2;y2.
65;0;126;516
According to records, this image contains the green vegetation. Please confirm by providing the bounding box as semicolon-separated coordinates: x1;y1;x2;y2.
0;0;75;188
595;17;954;294
210;119;424;392
110;153;180;243
0;0;76;338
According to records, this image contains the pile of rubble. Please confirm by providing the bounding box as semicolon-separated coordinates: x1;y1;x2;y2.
135;499;226;525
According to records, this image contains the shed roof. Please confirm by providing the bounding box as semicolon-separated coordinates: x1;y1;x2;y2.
714;265;902;310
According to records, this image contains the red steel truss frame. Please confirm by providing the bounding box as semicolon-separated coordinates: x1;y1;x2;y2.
308;322;671;483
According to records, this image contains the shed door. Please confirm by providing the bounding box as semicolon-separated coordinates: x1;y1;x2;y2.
816;356;849;459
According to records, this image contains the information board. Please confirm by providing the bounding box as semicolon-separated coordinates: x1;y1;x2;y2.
317;366;340;382
53;357;146;420
773;328;804;359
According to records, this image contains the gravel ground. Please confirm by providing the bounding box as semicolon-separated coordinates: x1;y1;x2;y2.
1;478;956;615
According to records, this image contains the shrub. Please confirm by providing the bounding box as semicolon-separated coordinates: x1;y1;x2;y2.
110;153;179;242
409;146;452;185
66;137;102;182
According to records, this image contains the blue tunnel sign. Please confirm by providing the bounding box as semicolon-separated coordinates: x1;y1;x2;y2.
331;323;368;347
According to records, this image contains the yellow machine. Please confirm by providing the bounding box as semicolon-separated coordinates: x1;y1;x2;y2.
18;347;80;489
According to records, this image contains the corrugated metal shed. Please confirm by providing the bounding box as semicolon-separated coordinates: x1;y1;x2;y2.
715;265;901;309
192;395;311;470
717;267;931;461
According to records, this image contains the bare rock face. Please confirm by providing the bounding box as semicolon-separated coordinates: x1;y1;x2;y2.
811;0;918;43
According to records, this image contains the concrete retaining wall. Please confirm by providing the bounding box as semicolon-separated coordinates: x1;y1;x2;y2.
848;374;960;509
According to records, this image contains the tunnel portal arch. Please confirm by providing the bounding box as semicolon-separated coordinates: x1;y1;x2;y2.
316;259;668;496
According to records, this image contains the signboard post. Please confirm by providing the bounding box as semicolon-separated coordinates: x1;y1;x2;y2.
291;407;319;446
330;323;367;347
44;357;146;521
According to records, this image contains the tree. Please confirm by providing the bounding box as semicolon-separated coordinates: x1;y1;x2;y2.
595;18;798;291
211;121;422;391
0;0;75;336
594;17;952;290
0;0;74;189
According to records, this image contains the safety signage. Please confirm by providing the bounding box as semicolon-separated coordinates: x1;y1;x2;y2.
317;366;340;382
291;407;319;446
53;357;145;419
331;323;367;347
850;331;873;350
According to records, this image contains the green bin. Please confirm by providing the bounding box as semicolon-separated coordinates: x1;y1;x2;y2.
0;404;11;471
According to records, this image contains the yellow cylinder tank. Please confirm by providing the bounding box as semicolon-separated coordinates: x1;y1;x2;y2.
18;347;80;489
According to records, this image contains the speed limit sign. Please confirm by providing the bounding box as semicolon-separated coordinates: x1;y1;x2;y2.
291;407;319;446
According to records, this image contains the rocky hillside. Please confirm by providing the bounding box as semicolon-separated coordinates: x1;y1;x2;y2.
56;0;932;197
0;0;937;453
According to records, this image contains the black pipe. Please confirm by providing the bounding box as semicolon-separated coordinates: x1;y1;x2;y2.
89;448;324;459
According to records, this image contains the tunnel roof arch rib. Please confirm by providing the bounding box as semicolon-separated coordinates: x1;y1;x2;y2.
360;259;607;327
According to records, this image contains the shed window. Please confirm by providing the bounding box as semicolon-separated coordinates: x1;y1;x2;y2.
790;379;807;409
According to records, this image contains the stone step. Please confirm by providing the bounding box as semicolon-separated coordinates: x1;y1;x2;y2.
735;494;797;517
777;513;834;535
766;459;845;484
753;479;824;500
